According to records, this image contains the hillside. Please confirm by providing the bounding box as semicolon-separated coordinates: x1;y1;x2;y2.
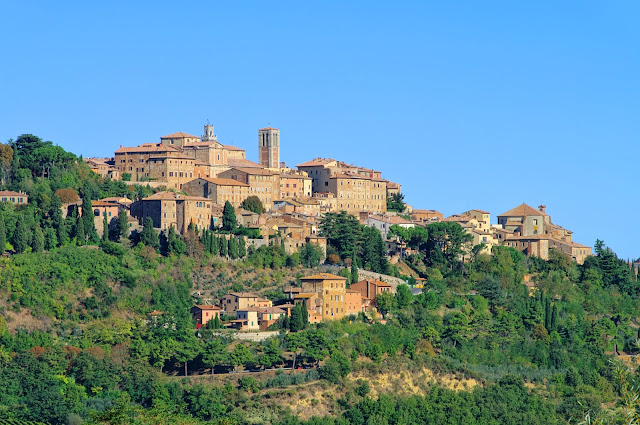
0;135;640;425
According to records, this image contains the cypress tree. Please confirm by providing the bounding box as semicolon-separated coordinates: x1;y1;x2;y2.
102;213;109;242
222;201;236;231
0;214;6;253
551;303;558;331
140;217;159;249
239;236;246;258
117;209;129;242
44;226;58;250
82;195;97;241
32;225;44;253
50;194;67;245
211;235;219;256
220;236;228;257
229;237;239;259
544;296;552;331
351;255;359;284
290;304;303;332
75;214;85;245
301;303;309;329
12;215;28;253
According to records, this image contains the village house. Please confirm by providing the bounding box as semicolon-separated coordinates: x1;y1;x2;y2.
273;198;322;217
182;177;250;208
190;305;222;328
363;213;415;240
0;190;28;205
135;191;212;234
300;273;349;321
497;203;591;264
220;292;272;315
279;172;312;198
410;209;443;223
350;279;393;305
217;167;280;210
230;306;286;331
114;143;183;181
296;158;387;214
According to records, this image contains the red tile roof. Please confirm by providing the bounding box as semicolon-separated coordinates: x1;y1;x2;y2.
200;177;249;187
498;203;547;217
115;144;181;154
161;132;199;139
301;273;347;280
227;158;263;168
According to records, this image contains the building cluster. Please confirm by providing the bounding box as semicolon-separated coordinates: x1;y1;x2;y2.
368;203;591;265
83;122;400;254
191;273;394;331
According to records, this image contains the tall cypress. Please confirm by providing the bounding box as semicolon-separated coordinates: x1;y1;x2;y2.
12;215;28;253
76;214;85;245
239;236;246;258
220;236;228;258
351;255;359;285
82;195;97;241
0;214;6;253
229;237;239;259
102;213;109;242
32;225;44;253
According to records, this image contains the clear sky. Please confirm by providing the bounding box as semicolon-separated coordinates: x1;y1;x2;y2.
1;1;638;259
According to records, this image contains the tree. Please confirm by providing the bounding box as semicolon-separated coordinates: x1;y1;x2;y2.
386;192;405;213
375;292;394;319
75;214;85;245
167;226;186;256
238;236;246;258
229;236;239;259
102;213;109;242
259;338;283;369
50;194;67;245
301;242;323;267
222;201;236;231
202;339;228;374
351;255;359;284
116;209;129;242
44;226;58;250
139;217;159;249
0;214;6;252
240;196;265;214
12;215;28;253
81;194;97;241
219;237;228;258
320;211;363;259
290;303;304;332
230;344;253;372
32;225;44;253
395;284;413;309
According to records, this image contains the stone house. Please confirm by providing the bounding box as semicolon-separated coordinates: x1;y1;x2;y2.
410;209;443;223
0;191;28;205
363;213;414;240
190;305;222;328
217;167;280;210
220;292;272;315
350;279;392;305
279;173;312;198
182;177;250;208
137;191;212;233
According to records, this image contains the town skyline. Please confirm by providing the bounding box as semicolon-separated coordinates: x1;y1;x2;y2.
2;2;638;258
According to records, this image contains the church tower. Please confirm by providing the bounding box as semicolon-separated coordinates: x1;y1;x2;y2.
258;127;280;168
202;123;217;143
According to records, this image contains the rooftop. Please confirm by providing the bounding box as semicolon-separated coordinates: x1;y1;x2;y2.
161;132;199;139
498;203;547;218
301;273;347;281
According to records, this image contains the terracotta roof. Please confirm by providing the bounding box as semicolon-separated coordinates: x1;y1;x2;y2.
161;132;199;139
259;127;278;131
143;191;209;202
228;167;277;175
149;154;196;160
228;292;259;298
260;307;285;314
301;273;347;280
199;177;249;187
296;158;336;167
280;173;311;180
194;305;221;310
443;214;475;223
354;279;392;287
0;191;27;197
227;158;263;168
115;144;181;154
223;144;245;151
468;209;490;214
386;181;401;189
498;203;547;217
100;197;133;204
91;200;120;207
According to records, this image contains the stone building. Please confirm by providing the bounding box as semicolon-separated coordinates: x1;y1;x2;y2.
147;154;198;189
190;305;221;328
410;209;443;222
217;167;280;210
300;273;349;321
114;143;183;181
363;213;415;240
182;177;250;208
137;191;212;233
0;191;28;205
258;127;280;169
279;172;312;198
160;132;200;149
220;292;272;315
296;158;388;214
350;279;392;305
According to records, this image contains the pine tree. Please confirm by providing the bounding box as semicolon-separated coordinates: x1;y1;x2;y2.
12;215;28;253
222;201;237;231
102;213;109;242
229;237;239;259
238;236;246;258
44;226;58;250
140;217;159;249
0;214;6;253
32;225;44;253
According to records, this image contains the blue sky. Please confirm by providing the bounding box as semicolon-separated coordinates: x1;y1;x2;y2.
1;1;638;259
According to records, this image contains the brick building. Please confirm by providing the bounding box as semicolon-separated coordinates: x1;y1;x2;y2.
182;177;250;208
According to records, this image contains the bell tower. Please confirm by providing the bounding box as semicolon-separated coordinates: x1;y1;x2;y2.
202;123;217;142
258;127;280;169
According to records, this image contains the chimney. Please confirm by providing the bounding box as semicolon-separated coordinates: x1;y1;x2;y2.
538;204;546;214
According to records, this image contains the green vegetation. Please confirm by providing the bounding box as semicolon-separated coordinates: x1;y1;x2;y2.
0;134;639;424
